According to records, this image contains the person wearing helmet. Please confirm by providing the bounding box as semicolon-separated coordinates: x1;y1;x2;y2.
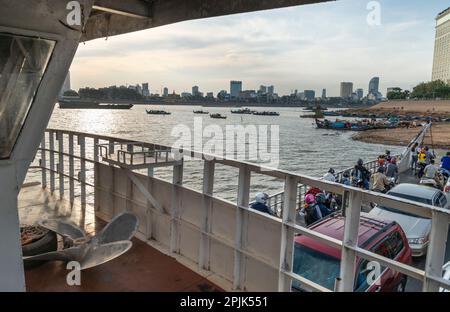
250;192;273;215
370;166;392;193
385;150;392;163
351;159;371;189
323;168;336;182
299;194;323;226
315;193;332;217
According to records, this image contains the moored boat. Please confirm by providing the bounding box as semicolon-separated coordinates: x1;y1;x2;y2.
193;110;209;114
252;111;280;116
146;109;171;115
231;108;253;114
210;113;227;119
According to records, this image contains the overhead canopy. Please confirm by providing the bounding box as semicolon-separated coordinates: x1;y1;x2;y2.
82;0;332;41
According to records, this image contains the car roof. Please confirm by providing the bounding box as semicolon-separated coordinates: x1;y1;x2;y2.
294;213;396;259
388;183;440;200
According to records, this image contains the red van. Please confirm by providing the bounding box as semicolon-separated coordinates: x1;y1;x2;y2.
293;213;412;292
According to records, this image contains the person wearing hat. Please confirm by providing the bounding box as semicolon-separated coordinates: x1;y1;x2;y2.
250;192;274;215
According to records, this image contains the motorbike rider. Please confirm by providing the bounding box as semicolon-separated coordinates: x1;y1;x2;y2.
250;192;274;215
315;193;332;218
370;167;392;193
299;194;323;226
423;159;444;189
351;159;371;189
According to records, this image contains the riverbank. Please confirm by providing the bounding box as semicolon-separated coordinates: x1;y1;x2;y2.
353;123;450;149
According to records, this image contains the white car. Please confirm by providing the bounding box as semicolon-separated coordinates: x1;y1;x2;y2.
445;179;450;203
440;261;450;292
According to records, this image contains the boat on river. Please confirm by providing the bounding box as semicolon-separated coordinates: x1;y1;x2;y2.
231;108;253;114
252;111;280;116
210;113;227;119
315;118;397;131
59;98;133;109
146;109;171;115
193;110;209;114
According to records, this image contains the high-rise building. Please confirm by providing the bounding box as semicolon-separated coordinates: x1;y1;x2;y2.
259;85;267;93
368;77;380;94
340;82;353;98
268;85;274;95
356;88;364;100
192;86;199;96
230;81;242;99
163;87;169;97
322;89;327;99
142;83;150;97
304;90;315;101
432;7;450;82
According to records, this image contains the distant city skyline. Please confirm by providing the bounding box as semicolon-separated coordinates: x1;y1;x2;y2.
70;0;445;97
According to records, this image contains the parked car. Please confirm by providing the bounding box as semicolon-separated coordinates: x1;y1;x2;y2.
369;183;449;257
441;261;450;292
293;213;412;292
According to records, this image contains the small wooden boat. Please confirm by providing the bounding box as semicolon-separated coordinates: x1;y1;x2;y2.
252;111;280;116
146;109;171;115
231;108;252;114
210;113;227;119
193;110;209;114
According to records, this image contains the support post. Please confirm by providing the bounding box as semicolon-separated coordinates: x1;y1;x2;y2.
338;190;362;292
278;175;298;291
199;160;215;270
79;135;86;212
0;164;25;291
170;160;184;254
233;166;251;290
423;211;450;291
40;134;47;188
49;131;55;194
69;133;75;206
57;131;64;199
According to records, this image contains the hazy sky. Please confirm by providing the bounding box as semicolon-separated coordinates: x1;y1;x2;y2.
70;0;446;97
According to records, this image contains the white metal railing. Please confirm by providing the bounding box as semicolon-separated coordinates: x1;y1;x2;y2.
33;128;450;292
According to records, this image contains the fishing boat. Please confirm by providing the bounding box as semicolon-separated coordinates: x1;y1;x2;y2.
231;108;252;114
193;110;209;114
210;113;227;119
146;109;171;115
315;118;397;131
323;111;341;117
58;98;133;109
252;111;280;116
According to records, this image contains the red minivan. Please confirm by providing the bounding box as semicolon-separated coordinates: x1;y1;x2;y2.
293;213;412;292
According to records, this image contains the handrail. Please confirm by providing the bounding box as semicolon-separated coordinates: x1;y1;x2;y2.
36;128;450;292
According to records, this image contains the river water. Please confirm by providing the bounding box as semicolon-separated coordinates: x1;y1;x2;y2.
39;104;404;203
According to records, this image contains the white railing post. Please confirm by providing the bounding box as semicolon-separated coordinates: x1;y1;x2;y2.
49;130;55;194
57;131;64;199
278;175;298;291
78;135;86;211
338;189;361;292
170;160;184;253
423;211;450;292
233;166;251;290
40;134;47;188
68;133;75;206
199;160;215;270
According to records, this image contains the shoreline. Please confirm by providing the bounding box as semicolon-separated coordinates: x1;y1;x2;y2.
352;123;450;150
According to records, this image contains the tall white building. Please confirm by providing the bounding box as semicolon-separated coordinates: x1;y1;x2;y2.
432;7;450;82
340;82;353;98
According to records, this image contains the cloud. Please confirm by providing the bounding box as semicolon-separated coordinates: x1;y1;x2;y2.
71;0;442;96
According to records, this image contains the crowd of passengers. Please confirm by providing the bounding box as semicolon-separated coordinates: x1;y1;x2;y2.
249;148;450;226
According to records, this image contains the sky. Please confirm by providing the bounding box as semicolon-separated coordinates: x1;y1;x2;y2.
70;0;447;97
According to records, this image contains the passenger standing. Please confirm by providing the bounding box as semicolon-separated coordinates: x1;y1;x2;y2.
440;152;450;177
370;167;392;193
300;194;322;226
385;158;399;183
323;168;336;182
250;193;274;216
410;142;419;170
352;159;371;189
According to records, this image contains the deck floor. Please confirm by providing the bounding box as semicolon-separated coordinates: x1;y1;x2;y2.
19;184;221;292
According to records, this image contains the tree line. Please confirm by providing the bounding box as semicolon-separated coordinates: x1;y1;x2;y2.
387;80;450;100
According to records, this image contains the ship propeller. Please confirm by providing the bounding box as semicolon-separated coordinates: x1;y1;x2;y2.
24;212;138;270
